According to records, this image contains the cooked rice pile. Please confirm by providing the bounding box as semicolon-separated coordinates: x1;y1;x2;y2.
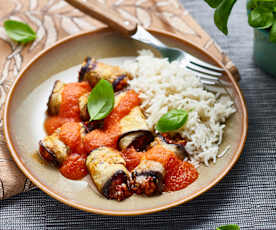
124;50;236;166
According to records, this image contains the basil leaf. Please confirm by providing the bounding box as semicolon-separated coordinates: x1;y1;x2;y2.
87;79;114;121
156;109;188;133
269;19;276;42
247;0;258;10
248;8;274;29
255;0;276;11
214;0;237;35
204;0;223;8
3;20;36;43
216;224;240;230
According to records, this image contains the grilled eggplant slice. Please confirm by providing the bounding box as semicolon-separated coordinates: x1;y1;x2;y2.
78;57;131;91
131;159;165;196
39;129;69;167
118;130;154;152
79;92;89;121
86;147;132;201
152;135;187;160
117;104;154;151
47;80;65;116
39;123;86;166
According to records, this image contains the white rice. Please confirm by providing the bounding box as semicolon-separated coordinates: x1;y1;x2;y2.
123;50;236;166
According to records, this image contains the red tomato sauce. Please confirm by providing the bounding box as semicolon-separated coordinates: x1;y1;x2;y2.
84;90;141;153
44;82;91;135
122;147;145;171
59;82;91;118
59;122;85;154
44;116;76;135
59;153;88;180
165;160;198;192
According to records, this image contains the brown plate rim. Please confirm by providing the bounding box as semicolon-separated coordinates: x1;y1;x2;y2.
3;27;248;216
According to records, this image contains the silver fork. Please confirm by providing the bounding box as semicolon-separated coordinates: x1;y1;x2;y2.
132;26;224;85
65;0;224;85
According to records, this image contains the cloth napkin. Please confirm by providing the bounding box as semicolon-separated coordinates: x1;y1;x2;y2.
0;0;239;200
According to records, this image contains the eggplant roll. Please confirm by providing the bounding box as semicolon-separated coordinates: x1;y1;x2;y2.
151;135;187;160
78;57;130;91
131;159;165;196
47;80;65;116
79;92;89;121
47;81;89;121
86;147;132;201
39;123;86;166
39;129;69;167
116;92;154;151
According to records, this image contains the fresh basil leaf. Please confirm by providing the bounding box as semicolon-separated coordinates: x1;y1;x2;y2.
87;79;114;121
269;19;276;42
214;0;237;35
256;0;276;12
3;20;36;43
156;109;188;133
204;0;223;8
247;0;257;10
248;8;274;29
216;224;240;230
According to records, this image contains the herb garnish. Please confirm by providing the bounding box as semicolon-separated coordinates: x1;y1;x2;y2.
87;79;114;121
156;109;188;133
216;224;240;230
3;20;36;43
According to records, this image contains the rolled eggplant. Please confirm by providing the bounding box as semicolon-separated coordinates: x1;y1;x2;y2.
79;92;89;121
39;129;69;167
78;57;130;91
86;147;132;201
47;80;65;116
131;158;165;196
151;134;187;160
47;81;90;121
116;92;154;151
39;123;86;166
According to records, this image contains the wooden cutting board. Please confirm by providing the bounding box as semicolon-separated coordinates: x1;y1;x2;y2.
0;0;239;200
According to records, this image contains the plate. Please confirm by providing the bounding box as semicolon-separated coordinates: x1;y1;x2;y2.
4;28;248;215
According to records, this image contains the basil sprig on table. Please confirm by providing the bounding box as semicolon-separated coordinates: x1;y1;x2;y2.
216;224;240;230
205;0;276;42
156;109;188;133
3;20;36;43
204;0;237;35
247;0;276;42
87;79;114;121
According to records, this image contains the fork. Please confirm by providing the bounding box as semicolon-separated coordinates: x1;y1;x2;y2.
65;0;225;85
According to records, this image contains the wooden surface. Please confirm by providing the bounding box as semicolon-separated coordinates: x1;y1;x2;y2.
0;0;239;200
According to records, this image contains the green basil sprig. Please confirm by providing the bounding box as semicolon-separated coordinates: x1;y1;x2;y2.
205;0;276;42
248;8;274;29
3;20;36;43
269;19;276;42
204;0;237;35
216;224;240;230
156;109;188;133
87;79;114;121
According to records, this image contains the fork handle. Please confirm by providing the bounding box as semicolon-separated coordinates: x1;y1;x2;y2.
65;0;137;36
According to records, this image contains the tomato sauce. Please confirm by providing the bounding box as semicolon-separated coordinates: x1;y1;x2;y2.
59;153;88;180
44;116;76;135
59;122;85;154
145;145;176;168
59;82;91;118
44;82;91;135
165;160;198;191
84;90;141;153
122;147;145;171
